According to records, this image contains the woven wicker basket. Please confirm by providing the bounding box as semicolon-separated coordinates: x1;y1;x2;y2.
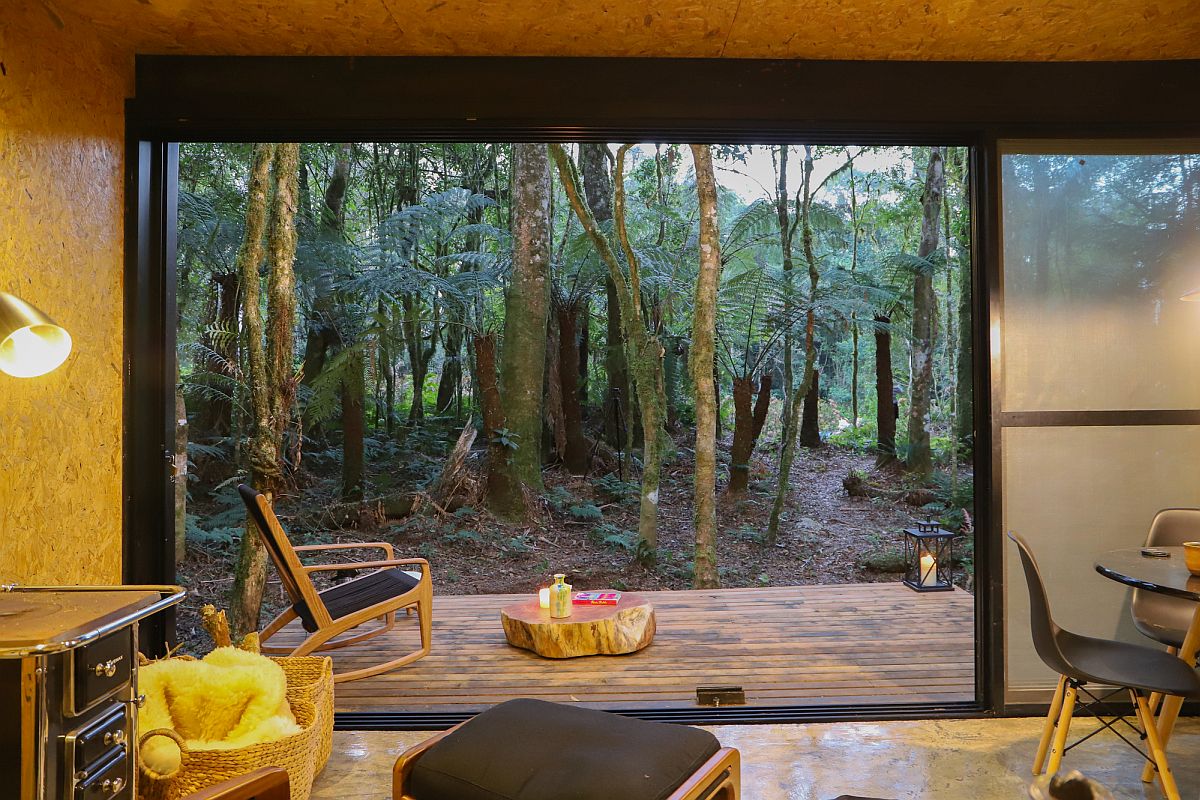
138;656;334;800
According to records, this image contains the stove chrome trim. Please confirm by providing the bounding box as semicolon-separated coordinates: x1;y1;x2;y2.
0;586;184;658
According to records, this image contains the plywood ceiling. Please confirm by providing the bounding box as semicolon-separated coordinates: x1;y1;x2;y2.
43;0;1200;61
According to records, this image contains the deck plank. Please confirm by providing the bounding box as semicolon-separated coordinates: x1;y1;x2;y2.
271;583;975;712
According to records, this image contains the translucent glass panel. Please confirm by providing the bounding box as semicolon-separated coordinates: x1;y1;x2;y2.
1001;148;1200;412
1003;426;1200;699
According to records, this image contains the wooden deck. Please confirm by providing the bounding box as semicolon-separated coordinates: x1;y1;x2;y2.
272;583;975;713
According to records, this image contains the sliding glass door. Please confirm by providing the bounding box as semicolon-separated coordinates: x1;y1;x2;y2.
998;142;1200;705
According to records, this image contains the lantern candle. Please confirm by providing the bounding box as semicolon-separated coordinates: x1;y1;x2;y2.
902;518;956;592
538;588;551;609
919;551;937;588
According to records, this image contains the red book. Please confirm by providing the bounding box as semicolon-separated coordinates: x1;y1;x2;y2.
573;591;621;605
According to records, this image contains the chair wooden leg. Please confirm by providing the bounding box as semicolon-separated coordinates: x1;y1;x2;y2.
1034;674;1068;775
1045;680;1077;776
417;586;432;652
1142;607;1200;783
1133;691;1181;800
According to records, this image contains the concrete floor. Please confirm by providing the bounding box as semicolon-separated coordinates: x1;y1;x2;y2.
312;716;1200;799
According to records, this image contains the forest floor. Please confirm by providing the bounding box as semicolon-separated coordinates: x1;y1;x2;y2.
177;431;972;653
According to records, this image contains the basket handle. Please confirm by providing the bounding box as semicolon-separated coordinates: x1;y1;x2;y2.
140;727;189;752
138;726;189;780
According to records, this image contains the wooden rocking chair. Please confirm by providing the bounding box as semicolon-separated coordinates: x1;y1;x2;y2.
238;484;432;683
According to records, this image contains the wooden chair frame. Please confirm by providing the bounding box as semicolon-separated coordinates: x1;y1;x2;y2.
391;723;740;800
186;767;290;800
243;487;433;683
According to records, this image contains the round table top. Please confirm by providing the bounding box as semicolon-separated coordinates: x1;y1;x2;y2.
1095;547;1200;602
500;592;650;625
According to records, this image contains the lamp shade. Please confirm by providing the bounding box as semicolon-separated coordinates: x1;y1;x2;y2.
0;293;72;378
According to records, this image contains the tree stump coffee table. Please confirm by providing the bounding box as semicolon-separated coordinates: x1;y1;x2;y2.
500;592;656;658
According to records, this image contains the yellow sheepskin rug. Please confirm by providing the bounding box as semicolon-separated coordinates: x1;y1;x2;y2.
139;647;300;776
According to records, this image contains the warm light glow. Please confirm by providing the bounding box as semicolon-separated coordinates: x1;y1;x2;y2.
538;588;550;609
1182;287;1200;302
0;324;72;378
919;552;937;588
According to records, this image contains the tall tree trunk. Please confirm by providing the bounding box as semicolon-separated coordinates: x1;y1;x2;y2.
550;144;667;559
558;303;589;474
475;333;523;513
775;145;796;452
690;144;721;589
266;143;299;459
403;295;428;422
545;310;566;463
728;374;772;494
497;143;551;504
849;159;861;428
231;142;299;639
341;349;365;501
580;143;630;450
578;299;590;407
663;337;681;429
435;324;463;416
875;314;897;462
955;258;973;453
768;145;818;544
800;369;822;447
952;152;974;454
905;147;946;479
301;142;353;457
230;143;275;640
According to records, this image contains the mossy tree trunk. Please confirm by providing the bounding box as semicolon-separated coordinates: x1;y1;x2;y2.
774;145;796;454
475;333;523;515
875;313;897;462
579;143;630;451
549;143;668;560
231;142;299;639
300;143;351;399
905;147;945;480
497;143;551;503
950;149;974;454
557;301;589;475
340;349;365;501
767;145;819;545
690;144;722;589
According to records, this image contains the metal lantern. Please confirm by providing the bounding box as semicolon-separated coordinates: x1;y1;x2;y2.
902;518;958;592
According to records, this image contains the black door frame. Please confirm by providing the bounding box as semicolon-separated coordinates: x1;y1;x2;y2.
123;56;1200;725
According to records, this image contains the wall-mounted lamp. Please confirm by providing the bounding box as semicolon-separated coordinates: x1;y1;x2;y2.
0;293;72;378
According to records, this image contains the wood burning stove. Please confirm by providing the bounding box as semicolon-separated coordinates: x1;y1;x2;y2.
0;585;185;800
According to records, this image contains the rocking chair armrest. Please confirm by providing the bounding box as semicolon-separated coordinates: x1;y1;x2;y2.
293;541;396;559
302;557;430;575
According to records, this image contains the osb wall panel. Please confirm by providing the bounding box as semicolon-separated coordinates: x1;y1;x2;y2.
0;2;131;585
52;0;1200;60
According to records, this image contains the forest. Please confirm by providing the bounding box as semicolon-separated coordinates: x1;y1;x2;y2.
174;141;975;641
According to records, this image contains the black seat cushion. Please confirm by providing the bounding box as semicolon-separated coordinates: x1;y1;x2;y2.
408;698;722;800
294;567;419;632
1059;628;1200;699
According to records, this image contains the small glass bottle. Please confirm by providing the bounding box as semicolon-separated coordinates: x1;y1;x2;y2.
549;573;572;618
